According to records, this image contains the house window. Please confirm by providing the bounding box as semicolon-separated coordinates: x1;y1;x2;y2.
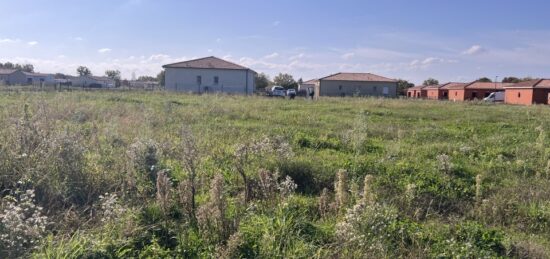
197;76;202;85
214;76;219;85
518;92;521;98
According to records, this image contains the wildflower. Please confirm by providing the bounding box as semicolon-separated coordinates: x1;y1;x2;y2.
0;188;49;257
278;175;297;198
437;154;452;174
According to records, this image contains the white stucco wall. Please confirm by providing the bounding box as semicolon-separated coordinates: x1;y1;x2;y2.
319;80;398;97
165;68;255;95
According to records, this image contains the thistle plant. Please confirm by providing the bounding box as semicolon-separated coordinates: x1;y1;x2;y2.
177;179;194;221
98;193;126;223
258;168;279;201
335;169;349;212
362;175;376;205
156;170;172;214
278;175;297;199
197;173;228;241
475;174;483;206
437;154;452;175
318;188;330;218
0;188;48;258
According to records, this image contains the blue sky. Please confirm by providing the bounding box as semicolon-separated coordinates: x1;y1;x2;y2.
1;0;550;84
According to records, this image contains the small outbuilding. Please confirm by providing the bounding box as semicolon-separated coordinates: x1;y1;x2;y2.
163;56;256;95
316;72;397;98
424;83;450;100
504;79;550;105
299;79;319;98
407;85;427;98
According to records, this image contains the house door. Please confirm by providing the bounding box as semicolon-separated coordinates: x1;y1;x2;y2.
472;92;478;99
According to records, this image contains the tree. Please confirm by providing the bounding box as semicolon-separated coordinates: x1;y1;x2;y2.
20;64;34;73
397;79;415;96
77;66;92;76
105;70;121;87
137;75;157;82
254;73;271;90
273;73;298;89
157;70;165;87
477;77;492;83
502;77;520;83
423;78;439;86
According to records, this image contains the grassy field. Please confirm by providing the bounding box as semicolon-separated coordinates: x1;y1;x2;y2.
1;90;550;258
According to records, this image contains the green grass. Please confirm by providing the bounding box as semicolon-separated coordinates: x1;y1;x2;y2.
1;90;549;258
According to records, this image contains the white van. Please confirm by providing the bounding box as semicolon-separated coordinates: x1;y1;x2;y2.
484;92;505;102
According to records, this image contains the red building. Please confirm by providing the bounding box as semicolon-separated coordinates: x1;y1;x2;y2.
504;79;550;105
407;85;427;98
449;82;511;101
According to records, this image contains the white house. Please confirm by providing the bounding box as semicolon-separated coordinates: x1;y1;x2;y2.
163;56;256;95
72;75;116;88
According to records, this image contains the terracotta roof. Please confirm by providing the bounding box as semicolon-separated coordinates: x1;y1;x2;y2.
407;85;426;91
441;82;468;90
163;56;253;71
0;69;16;75
319;72;396;82
423;84;444;89
465;82;513;90
302;79;319;84
503;79;550;89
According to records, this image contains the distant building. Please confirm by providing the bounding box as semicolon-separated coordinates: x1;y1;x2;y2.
299;79;319;98
129;80;159;89
163;56;256;95
72;75;116;88
316;72;398;98
407;85;427;98
448;82;510;101
504;79;550;105
0;69;16;84
0;69;55;85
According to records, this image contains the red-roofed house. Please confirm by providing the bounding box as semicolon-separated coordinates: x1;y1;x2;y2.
406;86;427;98
504;79;550;105
447;82;509;101
424;83;455;100
317;72;397;98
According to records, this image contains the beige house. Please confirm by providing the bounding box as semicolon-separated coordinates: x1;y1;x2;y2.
298;79;319;97
163;56;256;95
316;72;398;98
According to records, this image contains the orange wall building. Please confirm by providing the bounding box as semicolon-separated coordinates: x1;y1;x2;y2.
449;82;511;101
504;79;550;105
407;86;427;98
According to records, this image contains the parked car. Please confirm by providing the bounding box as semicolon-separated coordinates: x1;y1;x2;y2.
270;86;286;97
484;92;505;102
287;89;296;99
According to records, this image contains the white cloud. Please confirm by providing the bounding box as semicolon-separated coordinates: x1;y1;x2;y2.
289;53;305;60
73;37;84;41
216;38;222;43
264;52;279;59
57;55;66;59
462;45;487;55
0;38;20;44
98;48;112;54
272;21;281;27
27;41;38;46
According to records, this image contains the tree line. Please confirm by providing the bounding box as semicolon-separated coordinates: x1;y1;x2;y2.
0;62;34;73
